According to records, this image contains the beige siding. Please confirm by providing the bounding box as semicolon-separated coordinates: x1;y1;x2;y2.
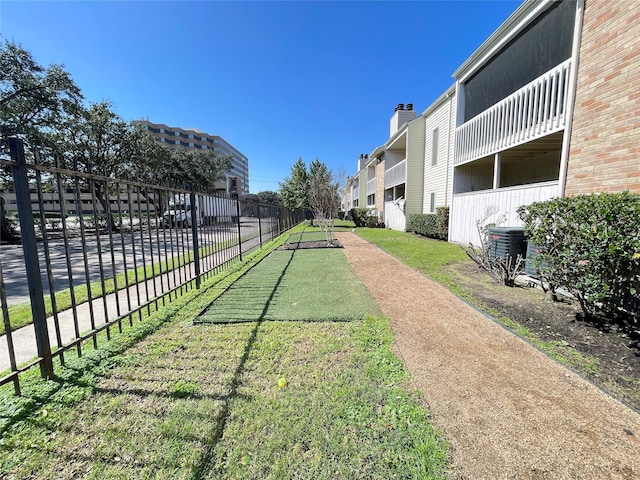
358;169;367;207
375;159;385;213
405;117;426;218
423;92;456;213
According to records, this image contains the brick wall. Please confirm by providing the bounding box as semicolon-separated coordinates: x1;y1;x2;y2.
565;0;640;195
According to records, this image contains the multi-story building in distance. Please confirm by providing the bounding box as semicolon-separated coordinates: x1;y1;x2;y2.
133;120;249;195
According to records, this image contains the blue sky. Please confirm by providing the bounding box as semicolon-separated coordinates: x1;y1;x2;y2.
1;0;521;193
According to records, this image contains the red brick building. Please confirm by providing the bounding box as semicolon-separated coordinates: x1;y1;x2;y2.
566;0;640;195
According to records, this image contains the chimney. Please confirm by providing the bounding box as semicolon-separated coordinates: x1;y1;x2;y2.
358;153;368;170
390;102;417;136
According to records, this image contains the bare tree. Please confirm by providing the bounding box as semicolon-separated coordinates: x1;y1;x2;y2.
308;159;340;245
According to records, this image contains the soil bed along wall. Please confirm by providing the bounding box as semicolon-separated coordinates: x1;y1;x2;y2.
447;261;640;412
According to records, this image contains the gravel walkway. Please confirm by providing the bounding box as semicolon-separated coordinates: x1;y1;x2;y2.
337;232;640;479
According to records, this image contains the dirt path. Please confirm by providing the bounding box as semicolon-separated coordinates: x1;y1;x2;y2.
337;232;640;479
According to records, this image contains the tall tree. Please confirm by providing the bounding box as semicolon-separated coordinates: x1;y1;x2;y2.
0;40;83;149
279;158;309;211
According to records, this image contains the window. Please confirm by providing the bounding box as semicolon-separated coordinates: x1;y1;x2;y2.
431;128;439;166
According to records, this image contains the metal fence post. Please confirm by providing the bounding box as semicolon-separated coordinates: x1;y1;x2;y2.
189;186;201;289
9;138;54;379
257;201;263;249
234;194;242;261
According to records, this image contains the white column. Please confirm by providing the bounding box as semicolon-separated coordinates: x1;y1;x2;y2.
493;152;501;189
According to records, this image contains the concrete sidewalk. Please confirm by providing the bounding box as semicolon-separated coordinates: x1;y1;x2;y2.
337;232;640;479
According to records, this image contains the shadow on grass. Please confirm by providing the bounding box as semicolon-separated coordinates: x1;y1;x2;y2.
0;311;176;436
191;247;298;479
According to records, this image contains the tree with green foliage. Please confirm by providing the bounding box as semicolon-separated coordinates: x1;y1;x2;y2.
279;158;309;211
0;40;83;149
256;190;282;206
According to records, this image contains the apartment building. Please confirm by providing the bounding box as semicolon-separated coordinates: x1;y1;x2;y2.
133;120;249;195
448;0;583;245
343;0;639;242
342;95;456;232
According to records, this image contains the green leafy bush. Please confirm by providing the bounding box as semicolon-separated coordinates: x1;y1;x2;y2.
408;213;437;237
435;206;449;239
408;207;449;240
350;208;370;228
518;191;640;322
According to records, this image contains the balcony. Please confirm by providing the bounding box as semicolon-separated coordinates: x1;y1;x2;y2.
384;159;406;188
455;59;572;166
366;178;376;195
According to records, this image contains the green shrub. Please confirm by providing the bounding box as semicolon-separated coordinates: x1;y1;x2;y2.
408;213;436;237
350;208;370;228
337;210;346;221
518;191;640;322
435;206;449;239
409;207;449;240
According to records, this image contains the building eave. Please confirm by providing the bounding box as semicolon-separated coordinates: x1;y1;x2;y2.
420;84;456;118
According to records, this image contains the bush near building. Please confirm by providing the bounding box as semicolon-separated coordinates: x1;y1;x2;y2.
518;192;640;324
350;208;378;228
408;207;449;240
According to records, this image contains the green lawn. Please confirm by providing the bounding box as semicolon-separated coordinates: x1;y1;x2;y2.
196;247;379;323
354;227;468;288
0;226;449;479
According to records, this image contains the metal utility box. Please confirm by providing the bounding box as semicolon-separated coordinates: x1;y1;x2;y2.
487;227;527;265
524;241;544;277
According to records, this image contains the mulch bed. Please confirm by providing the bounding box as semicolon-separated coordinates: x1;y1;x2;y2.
277;239;343;250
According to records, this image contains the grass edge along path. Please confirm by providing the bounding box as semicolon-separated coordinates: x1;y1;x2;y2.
0;224;450;479
353;228;602;378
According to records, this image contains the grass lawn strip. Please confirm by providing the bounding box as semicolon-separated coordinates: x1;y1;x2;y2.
197;247;379;324
0;224;449;479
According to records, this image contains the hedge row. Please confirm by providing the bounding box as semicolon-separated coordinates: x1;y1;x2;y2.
518;191;640;323
350;208;380;228
408;207;449;240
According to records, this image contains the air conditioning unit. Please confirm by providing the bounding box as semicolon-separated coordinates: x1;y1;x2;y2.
524;241;545;278
487;227;526;266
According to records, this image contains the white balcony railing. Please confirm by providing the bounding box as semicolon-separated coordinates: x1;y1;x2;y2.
384;159;406;188
352;187;359;200
366;178;376;195
455;59;572;166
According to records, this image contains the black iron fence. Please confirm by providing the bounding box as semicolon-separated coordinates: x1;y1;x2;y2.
0;138;302;395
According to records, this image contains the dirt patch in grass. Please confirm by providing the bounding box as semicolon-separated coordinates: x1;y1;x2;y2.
446;261;640;411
